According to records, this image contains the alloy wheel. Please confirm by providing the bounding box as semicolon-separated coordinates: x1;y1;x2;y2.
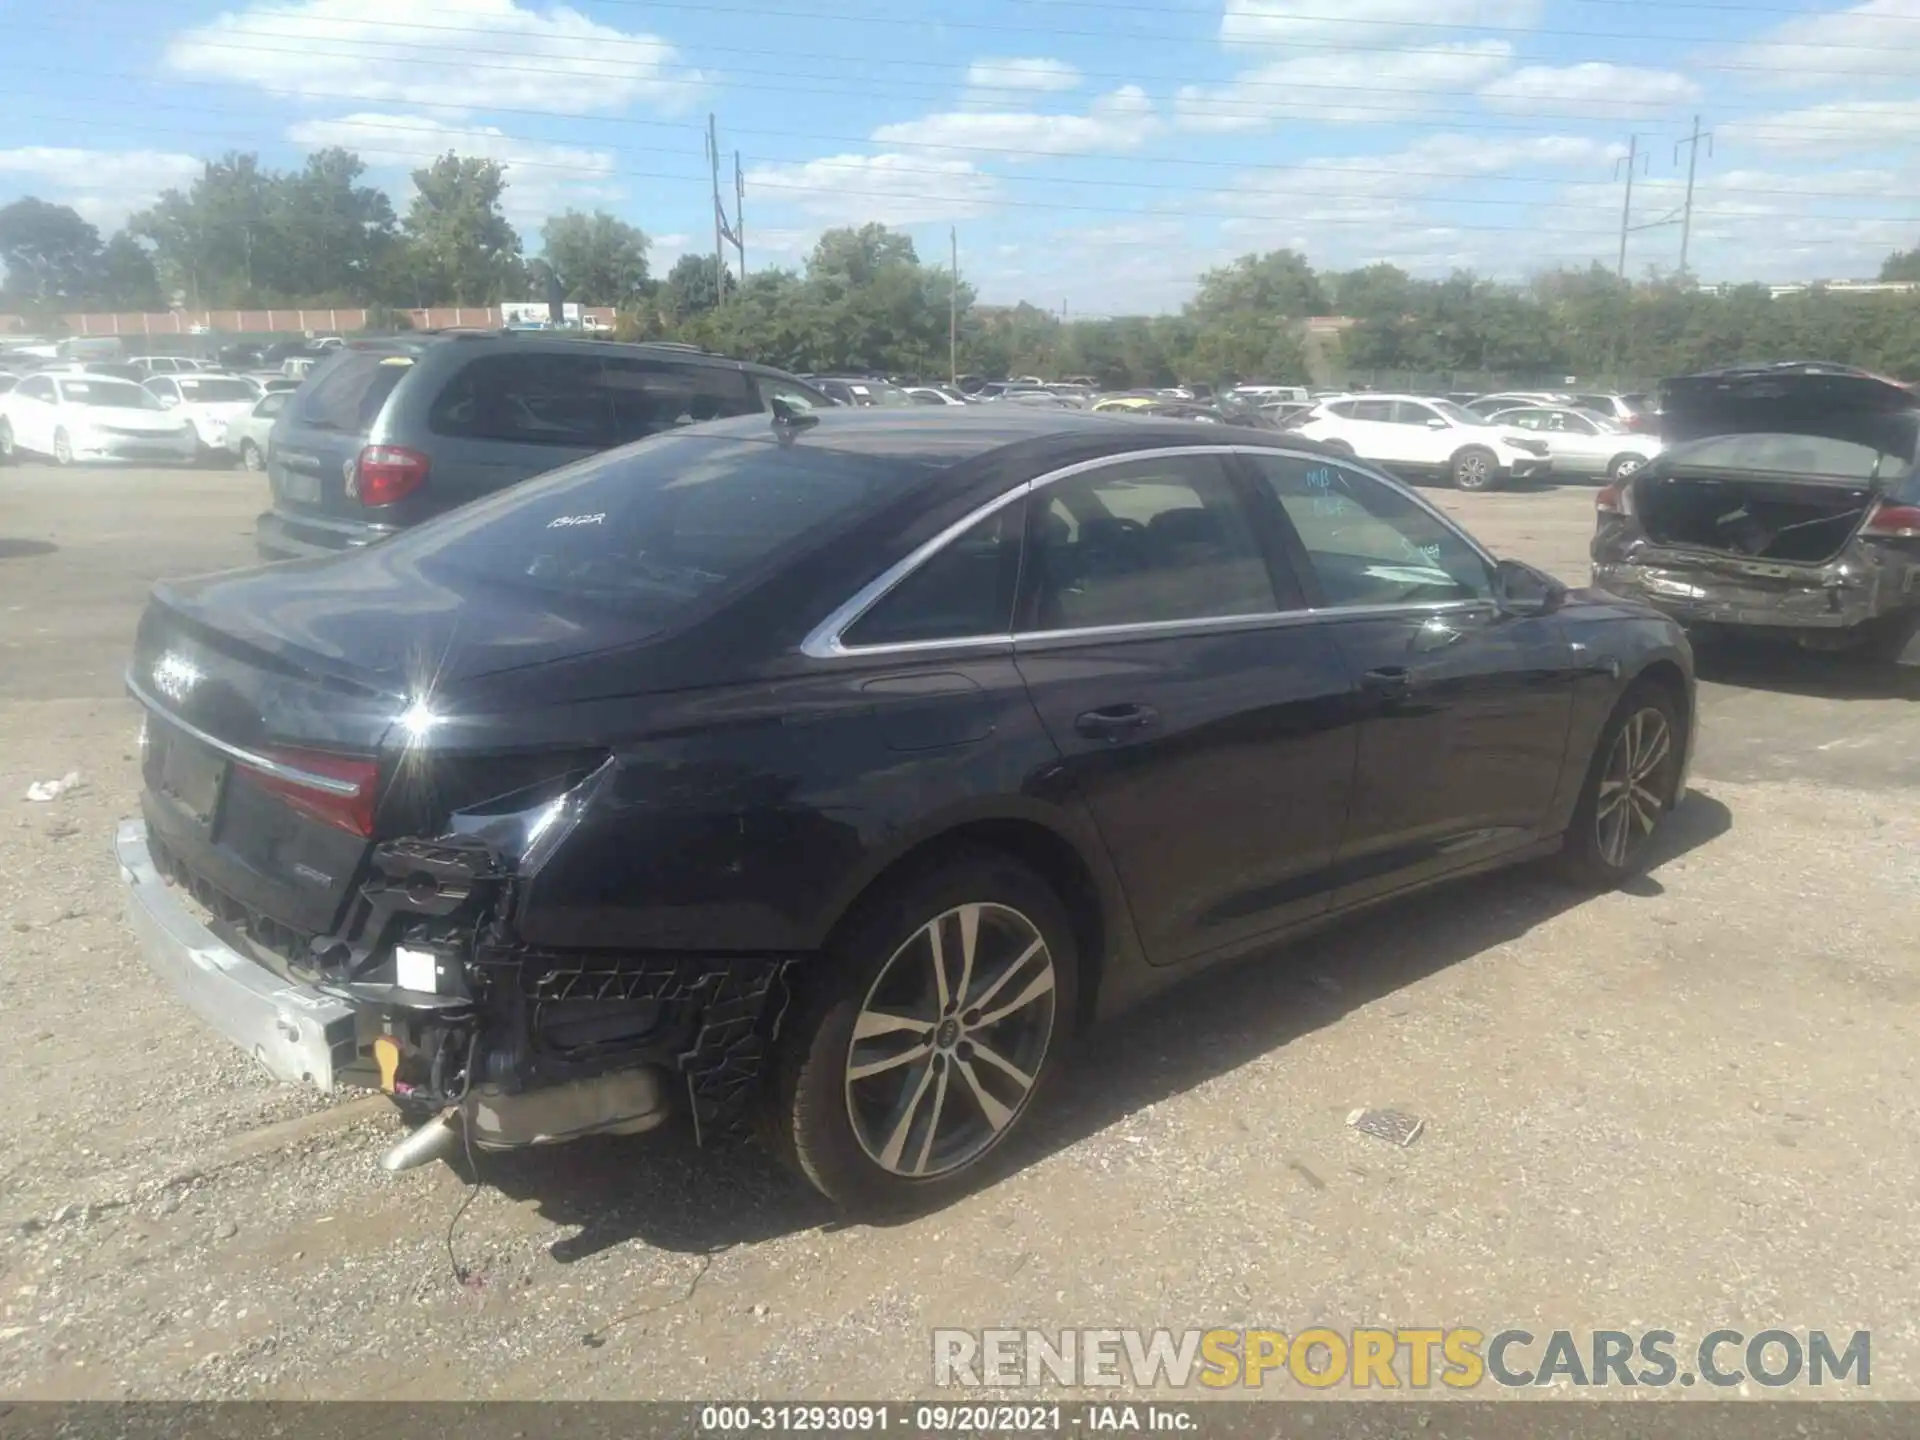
52;429;72;466
0;421;12;460
242;442;264;472
1455;450;1493;489
1596;707;1673;868
844;901;1058;1179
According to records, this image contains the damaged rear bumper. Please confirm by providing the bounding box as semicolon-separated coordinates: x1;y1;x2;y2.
1591;547;1892;630
115;817;796;1154
115;818;357;1088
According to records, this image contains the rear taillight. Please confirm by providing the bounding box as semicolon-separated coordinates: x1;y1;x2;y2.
1596;479;1635;516
1861;500;1920;538
1624;413;1654;432
236;748;380;837
355;445;429;506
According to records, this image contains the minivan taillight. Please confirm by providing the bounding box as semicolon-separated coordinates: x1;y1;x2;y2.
1596;479;1635;516
1861;500;1920;538
236;748;380;837
355;445;429;506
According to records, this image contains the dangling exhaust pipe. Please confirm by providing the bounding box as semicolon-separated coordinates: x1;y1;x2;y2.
380;1108;464;1173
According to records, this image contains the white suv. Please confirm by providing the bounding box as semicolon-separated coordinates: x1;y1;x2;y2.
1291;394;1552;491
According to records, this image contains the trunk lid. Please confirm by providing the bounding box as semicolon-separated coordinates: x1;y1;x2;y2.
1659;362;1920;456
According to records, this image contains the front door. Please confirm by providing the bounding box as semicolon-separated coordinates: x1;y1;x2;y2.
1244;451;1576;904
1012;451;1357;964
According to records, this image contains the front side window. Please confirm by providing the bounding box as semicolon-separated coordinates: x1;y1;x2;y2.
842;498;1025;647
598;357;758;442
18;376;54;402
146;379;178;402
1250;454;1493;608
1502;408;1549;430
1390;401;1441;426
1020;454;1278;632
756;376;831;414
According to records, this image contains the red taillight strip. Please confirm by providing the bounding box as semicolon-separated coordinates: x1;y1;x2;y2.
1863;501;1920;538
126;671;364;796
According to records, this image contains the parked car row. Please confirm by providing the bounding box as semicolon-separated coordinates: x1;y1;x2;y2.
0;367;306;466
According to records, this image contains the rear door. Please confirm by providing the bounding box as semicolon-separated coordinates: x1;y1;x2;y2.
10;374;57;451
269;350;417;521
1344;398;1415;463
1012;450;1356;964
1245;451;1575;903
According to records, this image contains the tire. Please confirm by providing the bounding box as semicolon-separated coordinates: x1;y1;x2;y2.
1557;681;1683;888
0;419;13;463
240;440;265;473
51;428;73;466
1606;453;1649;480
1450;445;1501;491
762;847;1078;1212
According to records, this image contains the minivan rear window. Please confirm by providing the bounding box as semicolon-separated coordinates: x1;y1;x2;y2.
396;432;898;627
297;352;413;435
427;352;760;447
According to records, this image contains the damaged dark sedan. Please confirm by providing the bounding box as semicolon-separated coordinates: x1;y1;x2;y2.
118;408;1696;1210
1591;362;1920;663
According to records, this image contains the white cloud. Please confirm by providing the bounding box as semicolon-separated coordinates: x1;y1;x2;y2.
1721;99;1920;155
741;154;999;225
1729;0;1920;91
285;113;619;229
873;87;1160;159
963;57;1082;93
165;0;705;114
1219;0;1540;46
1479;63;1701;116
1176;43;1513;131
0;147;204;231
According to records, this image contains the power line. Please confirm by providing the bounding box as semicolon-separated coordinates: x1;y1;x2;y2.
17;100;1920;222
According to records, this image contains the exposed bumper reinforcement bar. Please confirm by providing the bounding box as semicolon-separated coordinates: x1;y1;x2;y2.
114;818;357;1089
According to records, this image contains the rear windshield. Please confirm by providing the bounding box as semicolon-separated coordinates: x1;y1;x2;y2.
428;351;761;446
396;432;899;629
1671;432;1909;480
294;352;414;435
59;379;163;409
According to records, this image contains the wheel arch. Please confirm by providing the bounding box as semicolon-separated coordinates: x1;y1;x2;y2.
814;808;1121;1035
1625;656;1693;788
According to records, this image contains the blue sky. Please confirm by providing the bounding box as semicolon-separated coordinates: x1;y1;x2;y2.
2;0;1918;312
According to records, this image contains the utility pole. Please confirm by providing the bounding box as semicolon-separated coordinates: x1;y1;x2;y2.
734;151;746;284
949;227;958;385
1614;135;1647;279
706;114;724;306
1674;116;1714;279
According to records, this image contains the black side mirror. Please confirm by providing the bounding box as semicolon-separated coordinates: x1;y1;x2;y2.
1496;557;1568;616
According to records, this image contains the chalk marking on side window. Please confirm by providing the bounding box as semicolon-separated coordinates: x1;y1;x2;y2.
547;513;606;529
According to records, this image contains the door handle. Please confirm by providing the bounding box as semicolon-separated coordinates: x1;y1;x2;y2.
1074;703;1158;740
1362;666;1414;700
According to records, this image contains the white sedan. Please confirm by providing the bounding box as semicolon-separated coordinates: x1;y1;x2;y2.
1486;404;1661;480
0;372;197;465
144;372;267;457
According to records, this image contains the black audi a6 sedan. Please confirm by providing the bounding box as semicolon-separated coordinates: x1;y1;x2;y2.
117;407;1696;1209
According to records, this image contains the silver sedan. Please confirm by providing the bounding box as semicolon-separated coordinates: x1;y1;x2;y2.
1487;405;1660;481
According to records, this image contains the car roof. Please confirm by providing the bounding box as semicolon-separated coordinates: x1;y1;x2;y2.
681;403;1342;466
343;332;800;376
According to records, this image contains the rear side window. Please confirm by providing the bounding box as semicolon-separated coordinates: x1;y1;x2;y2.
428;352;758;447
1350;399;1395;422
297;353;413;435
394;432;897;630
842;500;1025;647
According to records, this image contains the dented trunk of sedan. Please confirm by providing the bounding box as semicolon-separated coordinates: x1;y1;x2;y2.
122;552;804;1172
1590;363;1920;641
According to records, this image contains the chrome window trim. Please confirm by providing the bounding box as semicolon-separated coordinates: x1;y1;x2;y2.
125;671;366;797
799;443;1501;661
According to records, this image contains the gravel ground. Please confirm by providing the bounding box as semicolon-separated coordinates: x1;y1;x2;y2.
1;464;1916;1400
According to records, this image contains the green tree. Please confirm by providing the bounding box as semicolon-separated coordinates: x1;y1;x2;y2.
660;252;730;319
96;232;164;310
401;153;525;305
1880;247;1920;282
541;210;651;306
271;148;398;300
1188;249;1328;327
0;198;104;309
